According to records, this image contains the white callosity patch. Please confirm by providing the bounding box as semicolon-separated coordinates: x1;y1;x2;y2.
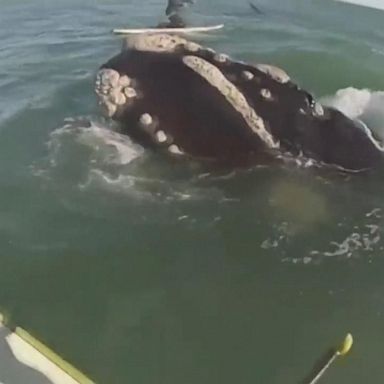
124;87;137;99
139;113;153;127
109;88;126;105
214;53;229;63
242;71;254;81
260;88;273;101
123;33;200;54
206;48;216;55
255;64;291;84
138;115;171;145
184;42;201;53
168;144;184;155
182;55;279;149
156;130;167;143
99;68;119;88
313;102;324;116
95;69;136;118
118;75;131;87
138;113;159;136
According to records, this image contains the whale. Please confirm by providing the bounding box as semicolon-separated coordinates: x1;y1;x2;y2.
95;34;383;171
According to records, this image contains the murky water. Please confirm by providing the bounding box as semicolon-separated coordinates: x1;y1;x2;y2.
1;0;384;383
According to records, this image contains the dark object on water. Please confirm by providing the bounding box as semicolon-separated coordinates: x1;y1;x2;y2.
165;0;194;16
157;14;187;28
249;2;264;14
95;34;384;172
159;0;194;29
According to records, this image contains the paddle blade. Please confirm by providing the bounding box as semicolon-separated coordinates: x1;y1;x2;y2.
338;334;353;356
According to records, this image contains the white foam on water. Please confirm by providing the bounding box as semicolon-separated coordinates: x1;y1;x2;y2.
261;222;290;251
310;220;382;259
80;168;172;201
80;169;146;198
80;168;230;205
38;117;230;204
280;207;383;265
372;48;384;57
321;87;384;142
31;116;154;199
48;117;144;166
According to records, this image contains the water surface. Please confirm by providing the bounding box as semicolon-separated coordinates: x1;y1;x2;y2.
1;0;384;383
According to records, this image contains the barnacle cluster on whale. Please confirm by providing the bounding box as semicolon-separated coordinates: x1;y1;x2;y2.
95;33;383;172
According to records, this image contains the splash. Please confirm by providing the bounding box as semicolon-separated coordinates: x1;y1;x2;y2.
48;117;144;167
31;116;147;196
36;116;229;204
321;87;384;142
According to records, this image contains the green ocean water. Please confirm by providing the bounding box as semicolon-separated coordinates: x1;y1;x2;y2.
1;0;384;383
